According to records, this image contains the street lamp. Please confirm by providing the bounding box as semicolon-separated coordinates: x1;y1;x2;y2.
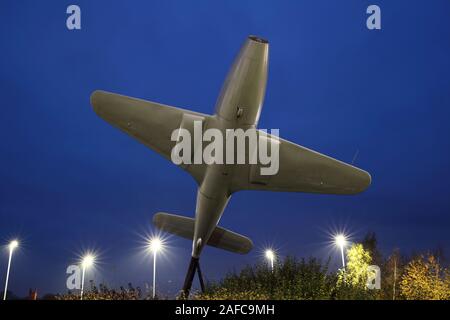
265;249;275;272
149;237;162;299
80;254;95;300
3;240;19;300
335;234;347;269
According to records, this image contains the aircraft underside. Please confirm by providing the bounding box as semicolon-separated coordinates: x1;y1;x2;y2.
90;35;371;298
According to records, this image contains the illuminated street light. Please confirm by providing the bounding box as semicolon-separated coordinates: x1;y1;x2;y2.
335;234;347;269
148;237;163;299
80;254;95;300
265;249;275;272
3;240;19;300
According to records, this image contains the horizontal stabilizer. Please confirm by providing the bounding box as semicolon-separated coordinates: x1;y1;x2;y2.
153;212;253;254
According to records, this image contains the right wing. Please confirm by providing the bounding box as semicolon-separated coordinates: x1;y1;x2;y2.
230;131;371;195
90;90;208;184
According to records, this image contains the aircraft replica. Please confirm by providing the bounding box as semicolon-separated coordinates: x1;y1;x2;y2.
91;35;371;297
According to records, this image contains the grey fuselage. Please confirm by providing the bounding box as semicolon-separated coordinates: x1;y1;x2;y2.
192;36;269;258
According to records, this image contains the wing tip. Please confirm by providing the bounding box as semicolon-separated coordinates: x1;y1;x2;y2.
152;212;173;230
240;237;254;254
90;90;106;114
352;169;372;194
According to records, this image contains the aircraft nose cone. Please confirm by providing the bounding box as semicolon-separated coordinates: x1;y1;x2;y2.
248;35;269;44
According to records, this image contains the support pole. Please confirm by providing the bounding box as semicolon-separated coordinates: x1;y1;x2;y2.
3;249;13;300
197;262;205;293
181;257;198;298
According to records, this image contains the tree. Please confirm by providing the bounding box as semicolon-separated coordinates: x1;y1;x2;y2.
400;253;449;300
361;232;383;267
382;248;404;300
345;243;372;287
335;243;375;299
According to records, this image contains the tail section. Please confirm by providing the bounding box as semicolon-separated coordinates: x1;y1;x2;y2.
153;212;253;254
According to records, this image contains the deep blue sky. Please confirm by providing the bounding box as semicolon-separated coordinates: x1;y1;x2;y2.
1;0;449;297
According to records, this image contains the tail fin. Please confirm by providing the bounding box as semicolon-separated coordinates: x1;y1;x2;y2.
153;212;253;254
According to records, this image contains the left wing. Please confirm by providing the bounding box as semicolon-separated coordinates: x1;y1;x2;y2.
91;90;208;184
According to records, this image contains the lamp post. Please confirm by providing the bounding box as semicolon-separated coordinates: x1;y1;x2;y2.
265;249;275;272
335;234;347;269
149;238;162;299
80;254;95;300
3;240;19;300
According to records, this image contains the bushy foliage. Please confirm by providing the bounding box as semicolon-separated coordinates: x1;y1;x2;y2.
335;243;376;300
56;281;146;300
400;254;450;300
197;237;450;301
50;232;449;301
196;256;337;300
344;243;372;287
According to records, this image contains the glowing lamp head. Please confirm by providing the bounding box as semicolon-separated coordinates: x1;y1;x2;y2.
335;234;347;248
82;254;95;268
9;240;19;250
265;249;275;261
149;238;162;253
